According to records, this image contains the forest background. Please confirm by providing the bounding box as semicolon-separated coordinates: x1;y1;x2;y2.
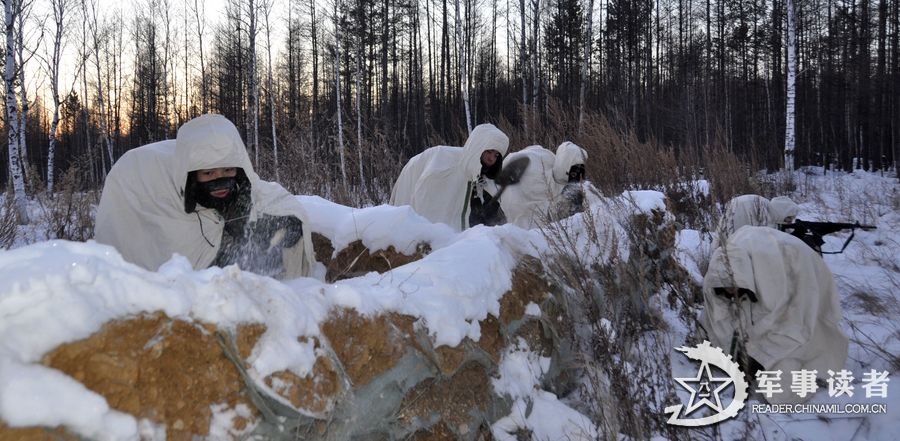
1;0;898;210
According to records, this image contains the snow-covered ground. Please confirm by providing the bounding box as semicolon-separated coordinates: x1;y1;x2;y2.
1;192;597;440
0;169;898;440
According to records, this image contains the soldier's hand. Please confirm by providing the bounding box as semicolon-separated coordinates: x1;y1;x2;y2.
254;215;304;249
279;216;304;248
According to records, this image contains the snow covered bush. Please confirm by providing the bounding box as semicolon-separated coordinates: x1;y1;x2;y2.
539;191;702;440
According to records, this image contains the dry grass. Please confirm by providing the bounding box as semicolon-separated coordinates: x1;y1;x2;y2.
497;104;686;195
258;124;404;207
36;166;98;242
253;104;763;219
703;145;762;205
495;104;760;238
540;195;703;440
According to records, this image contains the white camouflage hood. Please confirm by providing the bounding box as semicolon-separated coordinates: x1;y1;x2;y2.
552;141;588;184
768;196;799;224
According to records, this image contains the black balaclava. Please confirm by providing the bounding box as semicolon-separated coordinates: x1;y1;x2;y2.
195;176;237;211
184;169;250;214
567;164;585;183
481;152;503;180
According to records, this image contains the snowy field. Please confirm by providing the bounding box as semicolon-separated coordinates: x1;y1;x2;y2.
0;168;898;440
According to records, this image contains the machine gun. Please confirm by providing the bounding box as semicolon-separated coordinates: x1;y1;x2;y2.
777;220;877;255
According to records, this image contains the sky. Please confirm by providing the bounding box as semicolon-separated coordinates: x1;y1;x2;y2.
29;0;284;114
27;0;533;116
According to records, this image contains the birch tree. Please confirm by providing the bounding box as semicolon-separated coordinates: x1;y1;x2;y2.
159;0;173;136
87;0;114;169
78;0;96;183
333;0;347;193
190;0;208;113
530;0;541;123
784;0;796;171
5;0;27;222
354;1;364;192
261;0;277;179
519;0;527;134
46;0;71;193
247;0;260;167
310;0;319;148
108;7;124;147
454;0;472;133
14;0;35;180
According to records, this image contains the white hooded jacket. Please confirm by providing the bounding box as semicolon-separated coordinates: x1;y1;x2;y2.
498;145;558;229
95;114;315;277
552;141;588;185
702;226;848;404
389;124;509;231
498;142;589;229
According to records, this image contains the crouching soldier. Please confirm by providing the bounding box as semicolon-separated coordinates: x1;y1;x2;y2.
499;141;589;229
95;114;315;279
702;225;848;404
552;141;589;219
390;124;510;231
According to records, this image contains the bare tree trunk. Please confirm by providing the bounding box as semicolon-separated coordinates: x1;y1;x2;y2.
454;0;472;133
160;0;173;138
263;0;277;180
248;0;260;168
47;0;69;194
333;0;347;193
192;0;208;113
355;24;365;191
111;8;123;151
519;0;527;134
15;1;31;180
88;0;114;171
182;0;190;123
490;0;497;114
5;0;27;222
530;0;541;129
578;0;595;134
311;0;319;149
80;0;95;185
784;0;796;171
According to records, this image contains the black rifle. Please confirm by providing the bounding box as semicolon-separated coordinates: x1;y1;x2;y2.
778;220;877;255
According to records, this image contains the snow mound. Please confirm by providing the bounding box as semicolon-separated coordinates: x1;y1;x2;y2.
0;198;598;440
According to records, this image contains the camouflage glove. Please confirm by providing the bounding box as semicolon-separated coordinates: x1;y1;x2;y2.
252;215;304;250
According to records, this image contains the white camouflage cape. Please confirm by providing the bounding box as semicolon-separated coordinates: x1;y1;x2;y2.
389;124;509;231
95;114;315;277
703;226;848;404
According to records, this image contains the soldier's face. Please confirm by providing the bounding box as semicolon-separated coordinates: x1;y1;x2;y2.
568;164;585;182
195;167;238;199
481;150;500;167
